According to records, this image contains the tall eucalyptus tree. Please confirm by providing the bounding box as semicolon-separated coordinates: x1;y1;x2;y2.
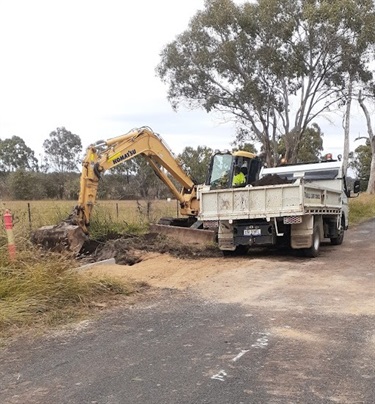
157;0;375;165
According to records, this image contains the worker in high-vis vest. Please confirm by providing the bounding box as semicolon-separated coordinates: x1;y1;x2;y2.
232;166;246;187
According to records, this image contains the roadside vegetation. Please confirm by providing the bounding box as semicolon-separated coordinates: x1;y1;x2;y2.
0;245;138;343
348;193;375;225
0;201;164;342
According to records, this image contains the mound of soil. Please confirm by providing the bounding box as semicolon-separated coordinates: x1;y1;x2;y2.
79;232;222;265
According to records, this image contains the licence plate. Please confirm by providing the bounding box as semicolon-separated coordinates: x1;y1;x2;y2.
244;228;261;236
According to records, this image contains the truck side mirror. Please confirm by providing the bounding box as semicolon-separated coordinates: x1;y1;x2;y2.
348;179;361;197
353;180;360;194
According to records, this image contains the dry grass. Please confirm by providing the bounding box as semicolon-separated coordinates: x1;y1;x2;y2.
348;193;375;225
2;194;373;236
0;245;137;342
0;199;175;341
1;199;178;231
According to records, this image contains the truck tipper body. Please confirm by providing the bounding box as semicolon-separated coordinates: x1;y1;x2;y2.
199;159;358;257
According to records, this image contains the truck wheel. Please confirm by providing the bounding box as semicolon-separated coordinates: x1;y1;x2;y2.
222;245;248;257
222;250;236;257
304;223;320;258
330;216;345;245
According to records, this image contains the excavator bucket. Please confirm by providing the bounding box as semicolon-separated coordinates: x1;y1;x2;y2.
150;224;216;245
31;222;88;254
150;218;217;246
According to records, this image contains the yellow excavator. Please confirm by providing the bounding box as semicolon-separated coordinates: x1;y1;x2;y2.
32;126;260;253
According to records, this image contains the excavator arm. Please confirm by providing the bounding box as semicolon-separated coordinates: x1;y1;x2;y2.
32;127;204;253
72;126;199;234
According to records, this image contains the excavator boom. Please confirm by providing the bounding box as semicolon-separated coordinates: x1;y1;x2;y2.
74;127;200;233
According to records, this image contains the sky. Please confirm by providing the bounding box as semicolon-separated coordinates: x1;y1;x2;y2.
0;0;371;163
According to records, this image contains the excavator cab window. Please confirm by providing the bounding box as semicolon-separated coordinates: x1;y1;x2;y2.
207;153;233;189
247;157;261;184
207;152;261;189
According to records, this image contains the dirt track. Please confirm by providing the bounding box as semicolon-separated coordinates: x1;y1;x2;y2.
84;225;375;317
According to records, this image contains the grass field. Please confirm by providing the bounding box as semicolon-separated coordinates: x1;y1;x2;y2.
0;199;179;241
1;194;374;247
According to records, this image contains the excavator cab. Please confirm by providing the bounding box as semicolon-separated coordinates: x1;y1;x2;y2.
207;150;260;189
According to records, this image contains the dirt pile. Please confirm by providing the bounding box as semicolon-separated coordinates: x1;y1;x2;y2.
79;232;221;265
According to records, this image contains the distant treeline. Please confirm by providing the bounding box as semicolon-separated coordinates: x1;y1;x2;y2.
0;171;172;201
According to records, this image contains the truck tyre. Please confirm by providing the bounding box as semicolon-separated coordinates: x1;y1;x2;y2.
330;216;345;245
304;223;320;258
222;250;236;257
222;245;248;257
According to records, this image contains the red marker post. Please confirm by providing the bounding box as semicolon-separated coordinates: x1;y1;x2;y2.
3;209;16;260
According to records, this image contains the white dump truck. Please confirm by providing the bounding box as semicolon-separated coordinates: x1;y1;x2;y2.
199;155;360;257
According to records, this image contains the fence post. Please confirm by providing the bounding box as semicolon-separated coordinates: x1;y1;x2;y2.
28;202;32;231
147;201;151;221
3;209;16;260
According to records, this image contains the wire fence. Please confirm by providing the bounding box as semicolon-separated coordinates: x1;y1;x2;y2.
0;199;179;239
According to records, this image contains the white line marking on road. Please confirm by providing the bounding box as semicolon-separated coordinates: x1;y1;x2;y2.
251;333;270;348
211;370;227;381
232;349;250;362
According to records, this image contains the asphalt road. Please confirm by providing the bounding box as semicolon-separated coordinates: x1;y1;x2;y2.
1;220;374;404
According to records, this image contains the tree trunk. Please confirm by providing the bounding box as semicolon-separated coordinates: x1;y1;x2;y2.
284;131;299;164
369;139;375;194
262;136;274;167
342;78;353;174
358;90;375;194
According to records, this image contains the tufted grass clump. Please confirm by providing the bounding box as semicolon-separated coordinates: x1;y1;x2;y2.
0;246;134;340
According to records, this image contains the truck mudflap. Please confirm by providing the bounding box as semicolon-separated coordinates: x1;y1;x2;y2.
290;215;315;249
